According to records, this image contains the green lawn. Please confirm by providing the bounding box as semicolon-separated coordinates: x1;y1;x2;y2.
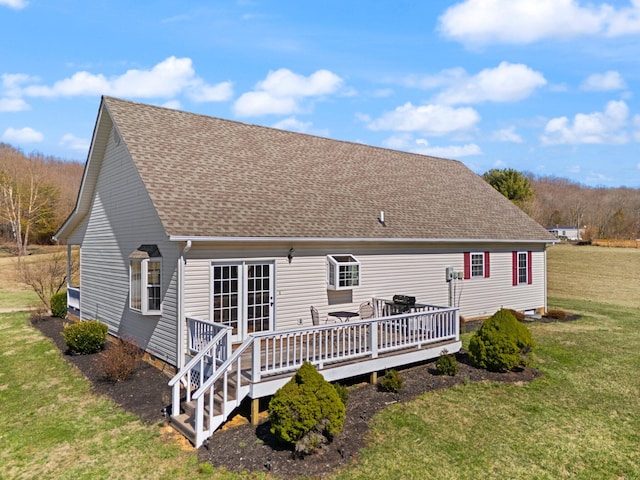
0;312;244;480
340;299;640;479
2;243;640;479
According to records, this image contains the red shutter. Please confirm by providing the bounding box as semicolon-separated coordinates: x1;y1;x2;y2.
512;251;518;286
527;251;533;284
463;252;470;279
484;252;490;278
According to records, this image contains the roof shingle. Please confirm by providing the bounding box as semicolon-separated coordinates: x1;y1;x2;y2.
103;96;554;242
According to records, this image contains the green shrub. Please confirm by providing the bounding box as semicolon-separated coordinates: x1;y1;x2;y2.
62;320;108;354
546;309;567;320
333;383;349;406
468;309;535;372
99;337;143;381
379;369;403;392
50;291;67;318
435;350;459;376
268;362;345;455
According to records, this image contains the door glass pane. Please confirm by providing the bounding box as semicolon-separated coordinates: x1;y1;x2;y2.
212;265;239;334
246;263;271;334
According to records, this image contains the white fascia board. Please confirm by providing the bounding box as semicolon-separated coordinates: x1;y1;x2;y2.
169;235;557;245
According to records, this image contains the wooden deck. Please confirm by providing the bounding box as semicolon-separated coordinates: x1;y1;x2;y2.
170;304;461;447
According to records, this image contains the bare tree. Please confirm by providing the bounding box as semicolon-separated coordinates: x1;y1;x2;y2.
0;145;59;255
15;248;77;310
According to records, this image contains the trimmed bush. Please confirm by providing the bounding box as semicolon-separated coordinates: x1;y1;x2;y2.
435;350;459;376
379;369;403;392
468;309;535;372
333;383;349;406
268;362;345;455
50;291;67;318
62;320;108;354
99;337;143;381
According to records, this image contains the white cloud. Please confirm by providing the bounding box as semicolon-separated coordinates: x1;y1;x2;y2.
186;81;234;102
0;0;27;9
368;102;480;136
580;71;626;91
59;134;89;151
233;68;343;117
382;134;481;158
0;97;29;111
2;127;43;143
272;117;312;133
414;139;482;158
438;0;640;46
15;57;232;102
491;126;523;143
541;100;629;145
161;100;181;110
435;62;546;104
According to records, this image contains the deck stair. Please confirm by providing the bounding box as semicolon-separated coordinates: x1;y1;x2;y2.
169;302;461;448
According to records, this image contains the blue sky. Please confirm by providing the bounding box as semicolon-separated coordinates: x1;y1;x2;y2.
1;0;639;187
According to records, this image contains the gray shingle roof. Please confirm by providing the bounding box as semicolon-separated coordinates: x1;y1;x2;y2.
103;96;554;242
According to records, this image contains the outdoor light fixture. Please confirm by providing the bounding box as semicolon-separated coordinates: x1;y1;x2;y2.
288;247;295;263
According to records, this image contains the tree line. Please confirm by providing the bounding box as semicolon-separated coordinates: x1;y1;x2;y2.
484;168;640;241
0;143;83;254
1;145;638;256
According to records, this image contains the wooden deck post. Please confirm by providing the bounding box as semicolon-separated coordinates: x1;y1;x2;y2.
251;398;260;426
370;371;377;384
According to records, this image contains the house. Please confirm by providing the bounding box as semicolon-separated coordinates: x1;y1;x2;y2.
54;96;556;445
547;225;583;241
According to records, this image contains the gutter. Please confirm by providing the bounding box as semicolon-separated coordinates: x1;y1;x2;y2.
169;235;558;245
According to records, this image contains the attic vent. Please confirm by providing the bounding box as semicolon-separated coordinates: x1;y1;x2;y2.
114;130;121;146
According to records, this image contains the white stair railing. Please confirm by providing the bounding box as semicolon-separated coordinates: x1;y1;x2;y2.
190;337;255;448
168;324;232;417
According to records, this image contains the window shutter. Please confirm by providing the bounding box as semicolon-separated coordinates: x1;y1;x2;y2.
527;251;533;284
512;251;518;286
484;252;490;278
463;252;470;279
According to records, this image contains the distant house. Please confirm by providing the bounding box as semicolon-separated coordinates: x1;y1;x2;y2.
55;97;556;445
547;225;583;241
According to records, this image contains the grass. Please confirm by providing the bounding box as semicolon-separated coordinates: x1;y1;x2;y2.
0;311;249;480
342;300;640;479
2;242;640;478
547;243;640;308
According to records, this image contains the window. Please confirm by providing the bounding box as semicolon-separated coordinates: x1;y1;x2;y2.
512;251;532;286
129;245;162;315
463;252;490;279
327;254;360;290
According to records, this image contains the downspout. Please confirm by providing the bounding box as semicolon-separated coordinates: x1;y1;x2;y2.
177;240;192;370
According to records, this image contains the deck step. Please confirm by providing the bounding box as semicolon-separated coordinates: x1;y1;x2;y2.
169;413;196;443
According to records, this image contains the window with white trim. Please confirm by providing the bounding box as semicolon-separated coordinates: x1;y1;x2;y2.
129;245;162;315
470;253;484;278
327;254;360;290
517;252;528;284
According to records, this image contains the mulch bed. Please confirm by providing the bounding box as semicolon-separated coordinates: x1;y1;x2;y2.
30;314;576;479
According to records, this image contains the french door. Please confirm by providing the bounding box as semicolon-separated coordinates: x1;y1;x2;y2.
211;262;274;342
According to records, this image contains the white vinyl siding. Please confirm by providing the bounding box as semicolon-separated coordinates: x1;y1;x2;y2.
77;127;180;365
183;242;547;329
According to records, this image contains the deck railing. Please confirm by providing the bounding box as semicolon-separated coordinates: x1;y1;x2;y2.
67;287;80;312
169;323;232;417
172;303;459;447
188;317;230;356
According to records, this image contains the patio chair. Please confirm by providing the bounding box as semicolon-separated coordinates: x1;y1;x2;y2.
310;306;321;326
359;301;375;320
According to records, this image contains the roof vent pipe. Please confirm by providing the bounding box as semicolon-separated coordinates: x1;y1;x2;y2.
379;210;386;226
